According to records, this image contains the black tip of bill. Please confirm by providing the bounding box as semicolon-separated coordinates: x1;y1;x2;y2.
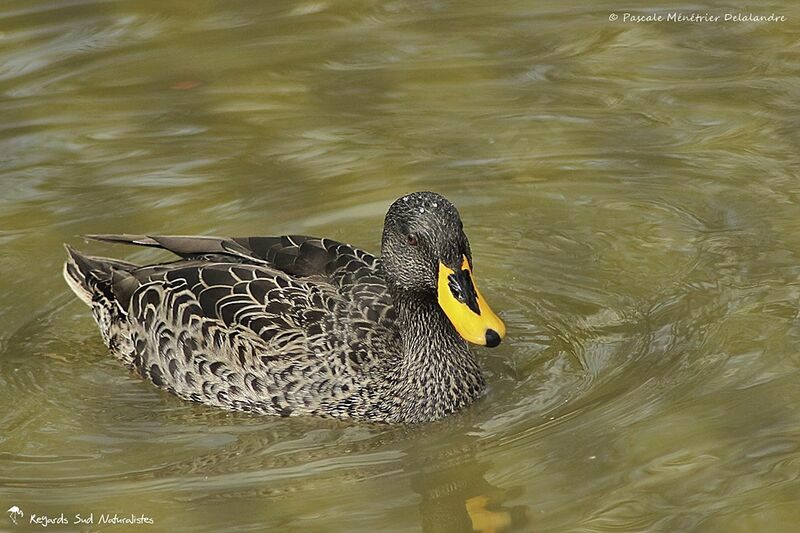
485;329;501;348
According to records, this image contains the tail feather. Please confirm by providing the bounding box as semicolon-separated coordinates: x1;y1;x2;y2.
62;245;138;306
63;252;93;306
84;233;256;262
85;234;162;247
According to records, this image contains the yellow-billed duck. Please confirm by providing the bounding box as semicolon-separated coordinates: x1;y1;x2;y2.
63;191;506;423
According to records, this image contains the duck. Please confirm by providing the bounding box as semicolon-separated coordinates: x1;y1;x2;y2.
63;191;506;423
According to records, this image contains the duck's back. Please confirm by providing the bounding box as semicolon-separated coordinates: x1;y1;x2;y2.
64;235;401;420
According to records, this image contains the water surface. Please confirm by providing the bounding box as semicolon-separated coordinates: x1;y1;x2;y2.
1;1;800;531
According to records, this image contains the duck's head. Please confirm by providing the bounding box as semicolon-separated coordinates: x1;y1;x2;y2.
381;191;506;348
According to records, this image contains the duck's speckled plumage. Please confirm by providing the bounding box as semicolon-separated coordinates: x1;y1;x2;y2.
63;192;499;423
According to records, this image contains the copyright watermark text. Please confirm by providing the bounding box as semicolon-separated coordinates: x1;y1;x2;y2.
608;12;787;23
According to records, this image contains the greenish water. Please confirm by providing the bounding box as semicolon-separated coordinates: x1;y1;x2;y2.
2;1;800;531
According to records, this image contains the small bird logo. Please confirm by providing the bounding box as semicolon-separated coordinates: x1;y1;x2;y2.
7;506;23;525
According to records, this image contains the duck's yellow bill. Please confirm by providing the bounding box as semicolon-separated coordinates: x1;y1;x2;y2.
437;256;506;347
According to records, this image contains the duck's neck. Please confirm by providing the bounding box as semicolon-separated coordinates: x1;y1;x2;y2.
385;293;486;423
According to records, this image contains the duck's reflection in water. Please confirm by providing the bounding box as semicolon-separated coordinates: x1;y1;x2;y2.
409;447;529;532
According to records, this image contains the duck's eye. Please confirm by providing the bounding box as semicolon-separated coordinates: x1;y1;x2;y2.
406;234;418;246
